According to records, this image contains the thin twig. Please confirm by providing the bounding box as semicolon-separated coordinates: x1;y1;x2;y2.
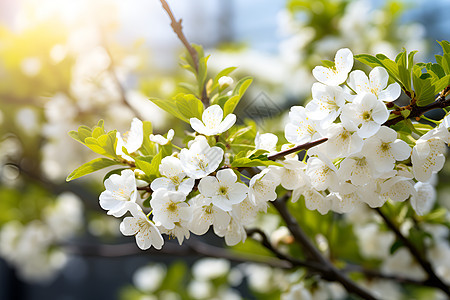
245;228;327;273
159;0;209;106
63;240;291;269
272;199;379;300
267;138;328;161
374;208;450;296
101;37;143;119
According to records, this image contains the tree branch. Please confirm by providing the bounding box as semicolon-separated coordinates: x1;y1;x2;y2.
271;199;379;300
159;0;209;106
267;138;328;161
63;239;291;269
245;228;327;273
374;208;450;296
384;85;450;127
102;38;143;120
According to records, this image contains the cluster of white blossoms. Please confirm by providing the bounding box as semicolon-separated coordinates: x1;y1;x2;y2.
98;50;449;251
281;48;450;215
101;104;257;249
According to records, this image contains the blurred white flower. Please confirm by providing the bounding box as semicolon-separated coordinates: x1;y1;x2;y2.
192;258;230;280
218;76;234;89
133;264;166;292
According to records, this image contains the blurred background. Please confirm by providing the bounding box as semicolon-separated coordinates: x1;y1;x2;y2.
0;0;449;299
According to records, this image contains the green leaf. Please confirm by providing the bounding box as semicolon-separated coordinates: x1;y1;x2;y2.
223;77;252;115
390;240;404;254
140;121;156;156
321;59;335;68
149;97;189;123
174;93;204;120
355;54;402;86
438;40;450;54
135;152;162;179
66;158;119;181
84;130;118;159
434;74;450;94
412;65;436;107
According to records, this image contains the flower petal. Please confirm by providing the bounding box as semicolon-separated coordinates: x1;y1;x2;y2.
369;67;388;93
190;117;208;135
218;113;236;134
202;105;223;129
378;83;401;102
348;70;370;94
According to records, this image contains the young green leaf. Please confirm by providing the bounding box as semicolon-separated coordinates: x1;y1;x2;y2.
66;158;119;181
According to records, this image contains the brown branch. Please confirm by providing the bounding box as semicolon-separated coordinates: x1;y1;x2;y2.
272;199;379;300
343;264;447;288
374;208;450;296
267;138;328;161
63;240;291;269
101;37;143;120
245;228;327;273
159;0;209;106
384;85;450;127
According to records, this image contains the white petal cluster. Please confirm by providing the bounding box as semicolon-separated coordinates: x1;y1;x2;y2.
99;169;138;217
179;136;224;179
282;48;449;216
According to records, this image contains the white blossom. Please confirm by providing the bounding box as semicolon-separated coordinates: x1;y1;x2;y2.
190;105;236;136
150;189;192;230
120;203;164;250
255;132;278;153
306;83;347;125
306;156;339;191
218;76;234;89
179;136;224;179
272;159;308;190
410;182;436;216
312;48;353;86
188;195;230;235
149;129;174;145
116;118;143;161
150;156;194;195
362;126;411;172
341;93;389;138
411;133;447;182
198;169;248;211
285;106;323;145
323;122;363;159
248;168;280;209
99;169;137;217
348;67;401;102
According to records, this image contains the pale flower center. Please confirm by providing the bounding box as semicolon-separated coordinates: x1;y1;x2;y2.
380;142;391;152
166;201;178;212
218;186;228;196
362;111;372;121
114;187;130;201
